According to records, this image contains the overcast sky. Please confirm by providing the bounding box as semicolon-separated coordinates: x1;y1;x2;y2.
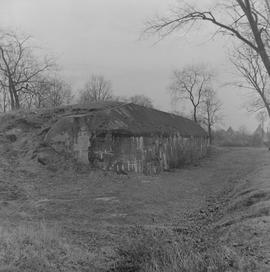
0;0;260;131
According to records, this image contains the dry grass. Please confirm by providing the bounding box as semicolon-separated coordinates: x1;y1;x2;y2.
109;227;257;272
1;126;269;272
0;223;96;272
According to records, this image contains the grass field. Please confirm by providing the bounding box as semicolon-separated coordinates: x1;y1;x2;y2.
1;126;270;271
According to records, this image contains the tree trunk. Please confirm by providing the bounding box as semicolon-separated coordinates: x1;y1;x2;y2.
13;90;20;109
208;124;212;144
265;105;270;119
193;107;197;123
8;76;20;110
258;90;270;118
8;87;15;110
239;0;270;77
3;90;7;112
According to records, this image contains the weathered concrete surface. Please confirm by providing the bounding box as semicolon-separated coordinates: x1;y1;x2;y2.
45;103;208;174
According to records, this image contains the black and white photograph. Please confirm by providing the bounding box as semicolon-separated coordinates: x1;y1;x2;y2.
0;0;270;271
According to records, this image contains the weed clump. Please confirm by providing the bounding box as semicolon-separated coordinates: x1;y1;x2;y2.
0;223;96;272
109;227;257;272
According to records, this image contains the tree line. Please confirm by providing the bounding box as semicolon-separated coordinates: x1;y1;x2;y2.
2;0;270;145
0;31;154;112
76;74;154;108
145;0;270;124
0;32;73;111
0;29;222;143
169;65;222;143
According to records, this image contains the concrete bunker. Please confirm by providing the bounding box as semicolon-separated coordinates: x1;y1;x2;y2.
45;102;209;174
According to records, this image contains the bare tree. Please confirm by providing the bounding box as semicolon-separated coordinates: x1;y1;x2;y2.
169;65;212;123
40;77;72;108
14;74;73;110
129;94;153;108
0;32;53;110
231;44;270;116
199;88;223;144
146;0;270;115
78;75;113;104
146;0;270;74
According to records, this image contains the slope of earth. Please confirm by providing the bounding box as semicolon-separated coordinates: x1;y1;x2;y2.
214;150;270;270
1;111;270;270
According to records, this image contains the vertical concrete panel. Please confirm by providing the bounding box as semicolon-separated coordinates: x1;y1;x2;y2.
73;127;90;163
71;127;208;174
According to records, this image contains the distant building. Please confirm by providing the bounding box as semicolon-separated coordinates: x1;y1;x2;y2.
45;102;208;175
